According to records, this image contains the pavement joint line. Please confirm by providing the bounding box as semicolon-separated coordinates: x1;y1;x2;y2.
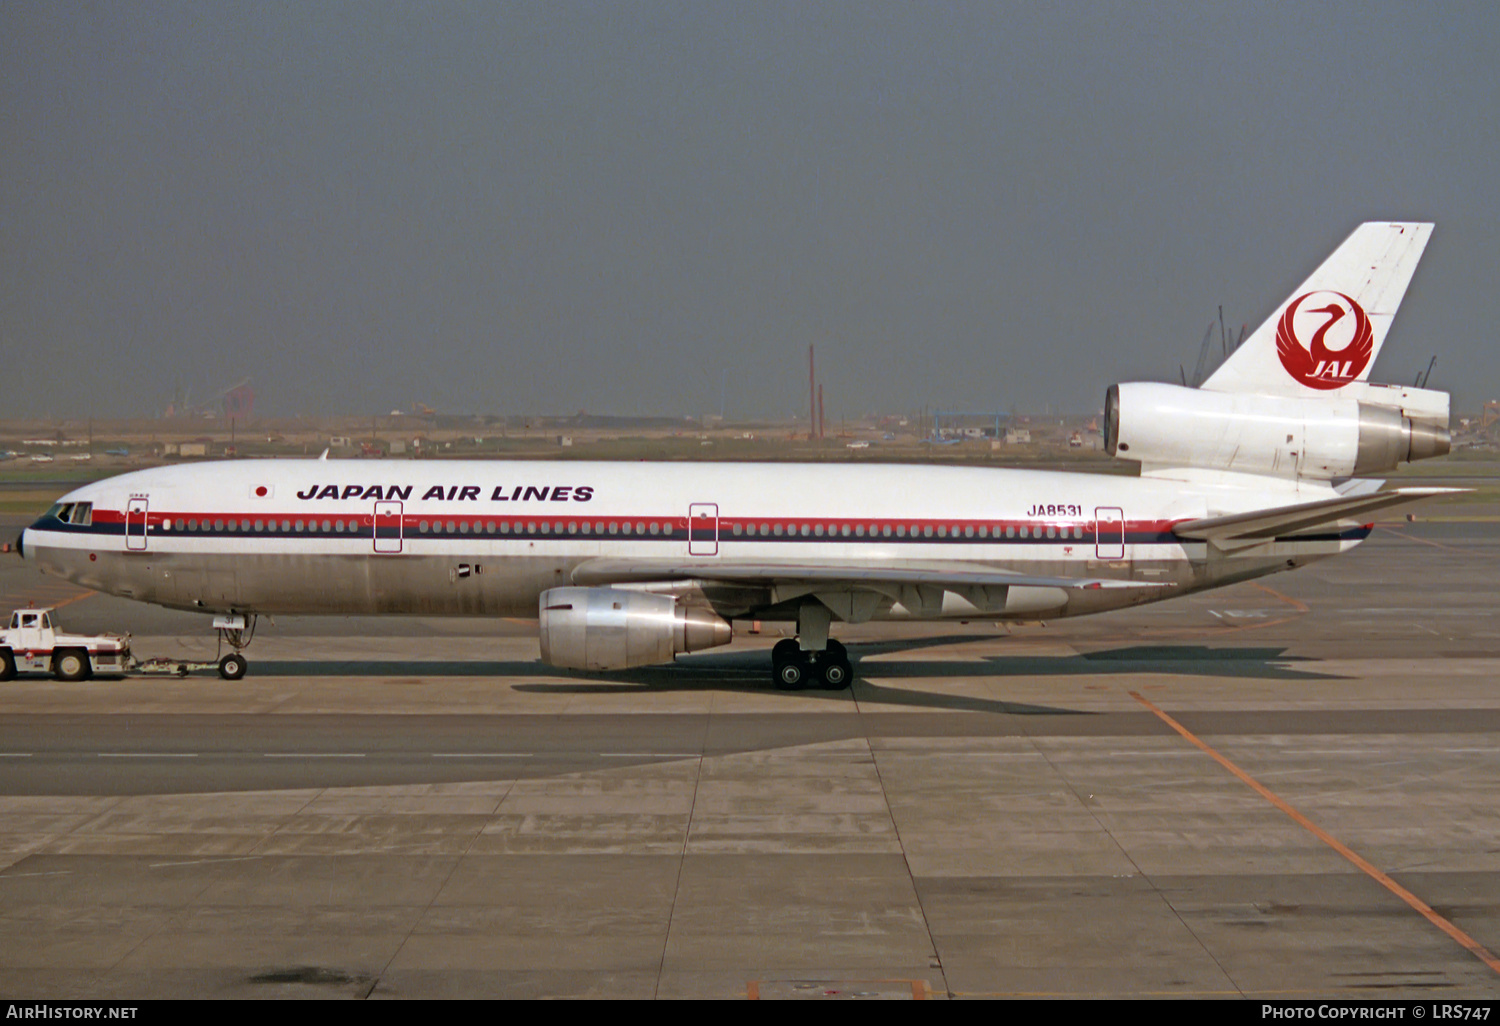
654;727;707;998
1130;689;1500;978
863;700;952;1000
430;753;531;758
263;753;366;758
97;752;197;758
1025;702;1244;995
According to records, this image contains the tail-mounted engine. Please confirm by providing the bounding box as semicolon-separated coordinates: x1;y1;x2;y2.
539;587;733;670
1105;382;1450;480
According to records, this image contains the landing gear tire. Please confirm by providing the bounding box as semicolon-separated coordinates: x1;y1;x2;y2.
775;659;808;691
53;650;91;682
817;657;853;690
772;639;800;664
0;649;14;682
826;639;847;661
218;654;248;681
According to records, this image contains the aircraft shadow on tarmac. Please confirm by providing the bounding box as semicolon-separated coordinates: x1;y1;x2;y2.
241;635;1343;718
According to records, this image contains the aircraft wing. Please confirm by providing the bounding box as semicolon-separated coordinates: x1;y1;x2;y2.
570;558;1164;591
570;558;1167;621
1172;486;1464;550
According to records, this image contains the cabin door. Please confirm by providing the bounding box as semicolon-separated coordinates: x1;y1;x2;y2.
126;498;149;551
1094;507;1125;560
373;501;404;554
688;503;719;556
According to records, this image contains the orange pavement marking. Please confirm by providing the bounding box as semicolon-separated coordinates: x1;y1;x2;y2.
1130;690;1500;977
50;591;96;610
1381;526;1463;552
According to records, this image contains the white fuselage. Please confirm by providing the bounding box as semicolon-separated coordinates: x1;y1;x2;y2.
19;459;1360;622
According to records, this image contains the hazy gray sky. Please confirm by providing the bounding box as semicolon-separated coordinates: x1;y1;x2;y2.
3;2;1497;421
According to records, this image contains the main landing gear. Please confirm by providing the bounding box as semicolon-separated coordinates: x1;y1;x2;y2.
771;638;852;691
770;603;853;691
213;614;255;681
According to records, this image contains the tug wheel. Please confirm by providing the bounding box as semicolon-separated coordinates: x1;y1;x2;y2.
53;650;91;682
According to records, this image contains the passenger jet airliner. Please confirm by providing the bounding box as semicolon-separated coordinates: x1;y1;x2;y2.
13;223;1456;687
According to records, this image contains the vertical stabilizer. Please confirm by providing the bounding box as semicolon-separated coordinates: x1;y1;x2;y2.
1202;222;1432;397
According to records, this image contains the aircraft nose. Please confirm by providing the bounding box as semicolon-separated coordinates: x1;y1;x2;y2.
8;529;24;559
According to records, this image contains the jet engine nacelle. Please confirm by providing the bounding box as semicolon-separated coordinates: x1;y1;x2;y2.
538;587;733;670
1105;382;1449;479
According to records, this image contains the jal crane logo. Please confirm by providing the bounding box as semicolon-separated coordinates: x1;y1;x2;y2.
1275;291;1374;390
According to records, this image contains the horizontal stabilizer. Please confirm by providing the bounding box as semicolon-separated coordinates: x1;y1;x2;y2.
1173;487;1463;549
571;559;1167;591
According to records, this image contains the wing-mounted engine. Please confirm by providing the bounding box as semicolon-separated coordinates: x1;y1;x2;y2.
1105;382;1449;480
538;587;732;670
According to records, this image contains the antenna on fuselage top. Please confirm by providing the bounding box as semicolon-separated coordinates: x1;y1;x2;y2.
318;448;329;461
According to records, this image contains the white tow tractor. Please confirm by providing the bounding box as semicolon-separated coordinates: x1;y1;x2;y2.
0;608;250;682
0;607;131;681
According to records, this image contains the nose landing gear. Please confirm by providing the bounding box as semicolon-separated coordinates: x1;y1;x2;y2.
213;614;256;680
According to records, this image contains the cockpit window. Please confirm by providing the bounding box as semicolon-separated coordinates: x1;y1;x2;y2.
47;503;92;525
